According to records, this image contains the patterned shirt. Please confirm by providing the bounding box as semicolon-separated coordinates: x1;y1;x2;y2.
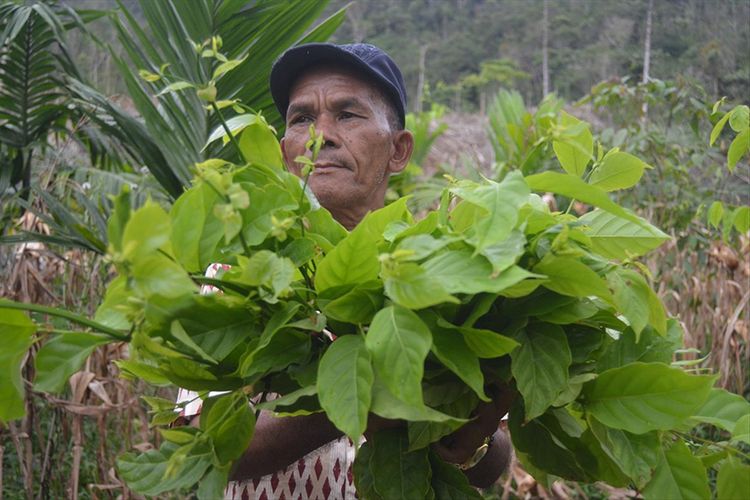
175;264;357;499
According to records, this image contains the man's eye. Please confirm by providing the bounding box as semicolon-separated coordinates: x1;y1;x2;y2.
339;111;357;120
290;115;312;125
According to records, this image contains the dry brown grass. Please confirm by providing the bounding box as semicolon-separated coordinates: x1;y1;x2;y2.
651;234;750;394
0;212;165;500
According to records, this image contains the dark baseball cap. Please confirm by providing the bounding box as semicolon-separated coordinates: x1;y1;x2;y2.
270;43;407;128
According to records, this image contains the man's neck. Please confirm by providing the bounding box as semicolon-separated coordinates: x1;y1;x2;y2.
331;202;382;231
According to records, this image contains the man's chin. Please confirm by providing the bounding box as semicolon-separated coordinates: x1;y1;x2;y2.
309;179;355;211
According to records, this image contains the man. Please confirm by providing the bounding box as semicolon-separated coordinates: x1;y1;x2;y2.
189;43;513;499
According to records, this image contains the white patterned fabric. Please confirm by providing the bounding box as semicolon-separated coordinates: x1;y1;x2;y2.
225;437;357;500
175;263;357;499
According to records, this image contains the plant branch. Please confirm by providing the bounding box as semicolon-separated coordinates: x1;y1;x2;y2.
0;300;129;341
211;102;248;165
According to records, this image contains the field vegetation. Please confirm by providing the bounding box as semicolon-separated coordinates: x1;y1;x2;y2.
0;1;748;498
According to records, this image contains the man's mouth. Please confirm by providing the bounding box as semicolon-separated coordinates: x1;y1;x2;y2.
314;162;346;172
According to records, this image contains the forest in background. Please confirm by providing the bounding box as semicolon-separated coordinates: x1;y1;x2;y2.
73;0;750;111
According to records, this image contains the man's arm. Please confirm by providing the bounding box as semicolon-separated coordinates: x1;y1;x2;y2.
228;411;343;481
463;428;512;488
223;386;513;485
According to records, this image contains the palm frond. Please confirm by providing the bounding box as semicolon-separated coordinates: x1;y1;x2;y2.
63;0;345;199
0;4;64;150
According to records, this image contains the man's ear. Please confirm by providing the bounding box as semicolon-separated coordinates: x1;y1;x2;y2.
387;129;414;174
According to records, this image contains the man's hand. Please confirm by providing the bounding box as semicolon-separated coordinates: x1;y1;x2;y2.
431;383;515;487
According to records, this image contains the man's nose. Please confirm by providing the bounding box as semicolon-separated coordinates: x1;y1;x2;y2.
316;114;340;148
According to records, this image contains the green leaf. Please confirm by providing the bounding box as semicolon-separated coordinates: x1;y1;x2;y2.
317;335;373;441
316;198;409;292
428;451;482;499
454;325;519;359
239;183;298;246
596;319;683;372
583;362;715;434
238;120;283;168
0;310;36;422
170;182;224;273
319;281;384;324
728;105;749;132
427;317;488;401
107;186;131;253
233;251;296;302
727;128;749;172
370;376;465;424
202;392;255;464
608;269;664;340
479;230;526;274
196;464;231;500
589;151;647;191
353;441;382;500
396;234;455;261
422;251;537;295
369;429;432;500
383;262;458;309
170;321;218;365
733;414;750;444
710;110;732;145
708;201;725;229
642;440;710;500
280;237;316;267
581;209;669;260
116;359;170;385
205;114;261;147
163;357;220;391
255;385;317;413
34;332;111;393
132;254;197;298
511;324;572;420
212;56;247;80
690;388;750;433
366;306;432;405
525;171;646;227
508;401;587;480
306;208;348;248
449;171;530;252
117;441;212;496
156;80;194;96
239;330;310;381
121;200;171;261
533;254;613;303
588;416;659;488
732;206;750;233
553;111;593;177
94;275;131;330
146;294;261;362
718;458;750;500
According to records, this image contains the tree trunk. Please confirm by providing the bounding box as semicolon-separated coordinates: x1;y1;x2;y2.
542;0;550;97
416;45;429;113
641;0;654;124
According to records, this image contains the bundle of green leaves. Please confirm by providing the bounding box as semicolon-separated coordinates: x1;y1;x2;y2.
1;113;747;499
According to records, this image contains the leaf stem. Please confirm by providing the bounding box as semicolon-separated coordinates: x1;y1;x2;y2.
297;170;313;238
0;299;129;341
676;431;750;461
211;102;248;165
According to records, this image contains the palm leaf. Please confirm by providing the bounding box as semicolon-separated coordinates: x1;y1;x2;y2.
0;4;64;150
65;0;345;199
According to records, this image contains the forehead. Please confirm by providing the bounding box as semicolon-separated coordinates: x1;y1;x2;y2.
288;64;384;104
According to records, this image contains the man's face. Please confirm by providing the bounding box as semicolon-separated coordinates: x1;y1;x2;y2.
280;65;413;229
